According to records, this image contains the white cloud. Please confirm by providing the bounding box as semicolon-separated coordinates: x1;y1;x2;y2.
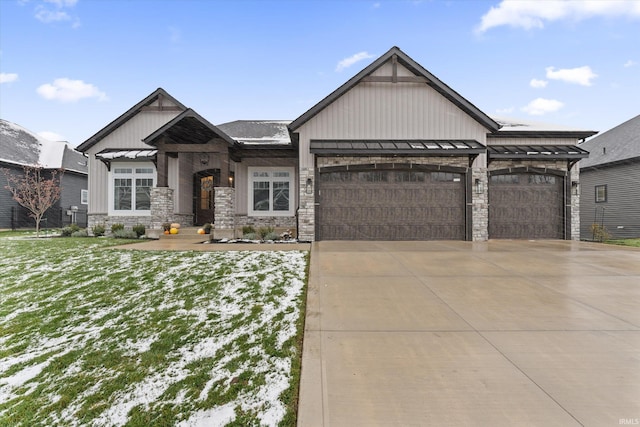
38;131;65;141
336;51;375;72
521;98;564;115
624;60;637;68
546;65;597;86
0;73;19;83
37;78;107;102
496;107;514;114
476;0;640;33
35;5;70;22
34;0;80;26
529;78;547;88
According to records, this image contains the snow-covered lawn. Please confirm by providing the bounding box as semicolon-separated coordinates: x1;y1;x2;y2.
0;237;308;426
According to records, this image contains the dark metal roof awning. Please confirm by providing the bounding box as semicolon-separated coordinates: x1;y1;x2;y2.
95;149;157;170
310;139;485;156
487;145;589;160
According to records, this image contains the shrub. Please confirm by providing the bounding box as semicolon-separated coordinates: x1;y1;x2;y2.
132;224;146;237
203;223;213;234
92;224;106;237
242;225;256;235
243;232;258;240
71;230;88;238
257;226;274;240
111;223;125;233
113;229;138;239
60;224;81;237
591;223;611;242
162;222;171;232
264;232;280;241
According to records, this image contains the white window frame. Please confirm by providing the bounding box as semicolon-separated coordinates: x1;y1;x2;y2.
108;162;156;216
81;189;88;205
248;167;295;217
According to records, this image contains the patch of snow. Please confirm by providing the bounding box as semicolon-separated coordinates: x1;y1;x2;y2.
177;403;236;427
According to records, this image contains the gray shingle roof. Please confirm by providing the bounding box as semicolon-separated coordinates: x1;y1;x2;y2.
579;114;640;168
217;120;291;145
0;119;87;174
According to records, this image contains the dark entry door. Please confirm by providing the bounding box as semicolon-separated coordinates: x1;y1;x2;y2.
194;169;220;226
317;168;466;241
489;172;564;239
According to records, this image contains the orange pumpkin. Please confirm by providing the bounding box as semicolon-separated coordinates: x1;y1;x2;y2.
197;228;205;234
164;230;170;235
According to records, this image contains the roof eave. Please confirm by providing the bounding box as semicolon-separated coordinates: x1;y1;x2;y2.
76;88;187;152
289;46;500;133
490;130;598;139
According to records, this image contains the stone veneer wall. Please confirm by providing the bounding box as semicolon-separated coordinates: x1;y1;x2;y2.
570;167;580;241
150;187;195;229
297;167;315;242
213;187;235;239
471;168;489;241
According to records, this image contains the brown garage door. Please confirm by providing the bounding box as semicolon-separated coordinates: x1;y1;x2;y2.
317;168;466;240
489;172;564;239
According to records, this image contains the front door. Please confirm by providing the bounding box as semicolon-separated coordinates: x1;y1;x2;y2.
194;169;219;226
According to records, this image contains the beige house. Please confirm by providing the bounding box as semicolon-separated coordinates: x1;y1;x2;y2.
77;46;595;241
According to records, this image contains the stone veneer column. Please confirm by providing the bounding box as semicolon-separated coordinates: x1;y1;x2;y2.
297;167;315;241
151;187;174;230
472;168;489;241
570;167;580;241
213;187;235;239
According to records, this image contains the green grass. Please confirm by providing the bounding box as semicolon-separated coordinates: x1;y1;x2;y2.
605;238;640;247
0;236;309;426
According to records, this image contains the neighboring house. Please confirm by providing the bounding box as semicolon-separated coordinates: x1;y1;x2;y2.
77;46;596;241
0;119;88;229
579;114;640;239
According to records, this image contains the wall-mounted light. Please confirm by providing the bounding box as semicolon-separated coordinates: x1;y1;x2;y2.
200;153;209;165
228;175;234;187
305;177;313;195
571;180;579;195
474;178;484;194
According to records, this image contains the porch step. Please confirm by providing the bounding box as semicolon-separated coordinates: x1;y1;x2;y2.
157;227;211;241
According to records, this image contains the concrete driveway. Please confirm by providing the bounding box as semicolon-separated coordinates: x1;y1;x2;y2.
297;240;640;426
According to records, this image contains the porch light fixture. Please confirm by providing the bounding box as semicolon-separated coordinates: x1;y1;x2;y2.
228;175;234;186
571;180;579;195
305;177;313;194
474;178;484;194
200;153;209;165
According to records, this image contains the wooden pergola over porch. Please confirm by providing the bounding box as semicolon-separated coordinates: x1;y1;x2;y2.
143;109;239;187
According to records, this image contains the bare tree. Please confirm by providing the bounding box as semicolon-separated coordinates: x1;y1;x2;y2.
2;165;63;236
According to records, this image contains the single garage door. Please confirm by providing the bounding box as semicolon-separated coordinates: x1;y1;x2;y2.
489;172;564;239
317;168;466;240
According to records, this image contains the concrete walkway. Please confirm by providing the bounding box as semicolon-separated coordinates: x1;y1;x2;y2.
297;240;640;426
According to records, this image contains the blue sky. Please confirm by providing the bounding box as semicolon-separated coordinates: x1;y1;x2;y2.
1;0;639;146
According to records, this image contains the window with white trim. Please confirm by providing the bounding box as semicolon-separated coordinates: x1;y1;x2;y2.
109;163;156;215
248;167;295;216
81;189;88;205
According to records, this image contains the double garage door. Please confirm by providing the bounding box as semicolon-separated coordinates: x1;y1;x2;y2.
317;168;466;241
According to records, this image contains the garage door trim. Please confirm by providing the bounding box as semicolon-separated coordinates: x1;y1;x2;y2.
316;163;472;241
488;166;570;239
